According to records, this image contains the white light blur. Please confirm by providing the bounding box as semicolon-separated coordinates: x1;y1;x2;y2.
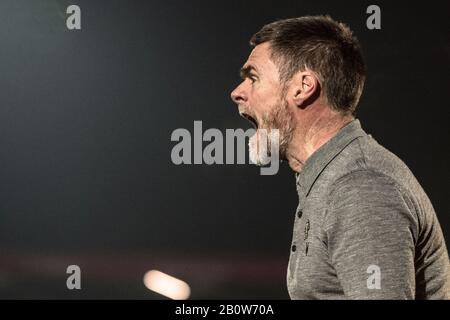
143;270;191;300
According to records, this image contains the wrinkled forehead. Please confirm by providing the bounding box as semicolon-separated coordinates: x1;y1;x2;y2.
244;42;279;77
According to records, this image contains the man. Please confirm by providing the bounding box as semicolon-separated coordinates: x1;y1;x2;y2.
230;15;450;299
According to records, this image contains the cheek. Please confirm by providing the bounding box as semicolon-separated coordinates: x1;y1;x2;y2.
251;86;280;113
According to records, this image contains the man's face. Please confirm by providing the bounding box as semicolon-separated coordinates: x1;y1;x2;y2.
230;42;295;162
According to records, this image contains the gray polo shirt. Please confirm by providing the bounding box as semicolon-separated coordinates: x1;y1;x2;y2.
287;119;450;299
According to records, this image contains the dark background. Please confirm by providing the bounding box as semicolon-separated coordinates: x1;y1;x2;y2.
0;0;448;299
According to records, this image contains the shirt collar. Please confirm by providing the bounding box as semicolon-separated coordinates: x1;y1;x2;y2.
295;118;367;198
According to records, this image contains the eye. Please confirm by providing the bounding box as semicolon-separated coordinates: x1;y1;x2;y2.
249;75;258;83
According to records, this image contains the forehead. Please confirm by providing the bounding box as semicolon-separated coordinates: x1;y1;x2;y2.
244;42;279;76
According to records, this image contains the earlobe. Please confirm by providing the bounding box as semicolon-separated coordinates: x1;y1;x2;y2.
291;84;305;108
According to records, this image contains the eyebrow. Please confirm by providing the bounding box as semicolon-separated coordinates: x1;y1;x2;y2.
239;65;258;80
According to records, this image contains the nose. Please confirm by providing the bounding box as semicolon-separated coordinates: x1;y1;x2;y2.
230;82;247;105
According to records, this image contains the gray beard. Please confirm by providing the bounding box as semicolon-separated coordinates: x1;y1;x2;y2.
248;99;295;165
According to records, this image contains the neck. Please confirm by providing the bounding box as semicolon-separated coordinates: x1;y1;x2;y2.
286;107;354;173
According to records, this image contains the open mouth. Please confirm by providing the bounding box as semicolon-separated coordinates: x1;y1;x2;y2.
240;112;258;129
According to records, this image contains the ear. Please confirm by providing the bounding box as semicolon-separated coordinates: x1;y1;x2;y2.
289;70;320;108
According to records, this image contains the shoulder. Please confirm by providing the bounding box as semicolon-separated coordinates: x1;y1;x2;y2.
325;169;419;242
326;134;419;206
330;169;397;199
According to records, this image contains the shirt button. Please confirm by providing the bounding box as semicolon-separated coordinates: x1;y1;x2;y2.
291;245;297;252
297;210;303;219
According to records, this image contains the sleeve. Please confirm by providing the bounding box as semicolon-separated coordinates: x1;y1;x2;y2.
325;170;418;299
